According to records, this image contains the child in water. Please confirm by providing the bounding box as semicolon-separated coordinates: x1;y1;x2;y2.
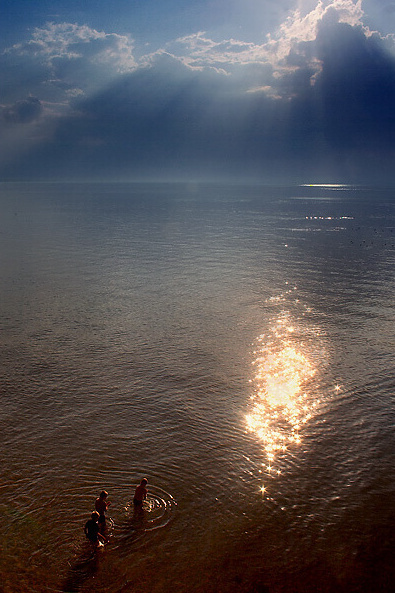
84;511;108;547
95;490;111;529
133;478;148;506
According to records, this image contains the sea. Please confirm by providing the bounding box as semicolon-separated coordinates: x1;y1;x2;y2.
0;181;394;593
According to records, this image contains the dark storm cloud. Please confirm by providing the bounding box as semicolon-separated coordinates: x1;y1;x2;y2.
313;19;395;148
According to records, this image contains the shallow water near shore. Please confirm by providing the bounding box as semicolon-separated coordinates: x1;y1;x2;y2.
1;181;394;592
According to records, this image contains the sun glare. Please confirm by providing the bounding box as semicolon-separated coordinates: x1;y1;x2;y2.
246;301;320;473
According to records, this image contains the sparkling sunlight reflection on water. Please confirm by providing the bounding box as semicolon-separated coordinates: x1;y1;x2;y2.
246;288;324;482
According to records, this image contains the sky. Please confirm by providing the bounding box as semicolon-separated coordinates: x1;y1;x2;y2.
1;0;395;183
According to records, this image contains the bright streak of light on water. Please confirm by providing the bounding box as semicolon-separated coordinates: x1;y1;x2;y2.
246;295;323;476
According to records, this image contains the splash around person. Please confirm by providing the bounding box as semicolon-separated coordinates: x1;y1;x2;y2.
133;478;148;507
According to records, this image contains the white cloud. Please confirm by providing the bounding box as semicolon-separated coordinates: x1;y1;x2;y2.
0;22;139;163
1;0;392;123
2;22;138;112
161;32;271;72
273;0;365;51
147;0;386;98
261;0;367;81
2;2;387;107
9;22;138;73
2;1;395;182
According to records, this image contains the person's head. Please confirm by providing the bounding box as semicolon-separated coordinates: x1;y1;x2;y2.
140;478;148;486
91;511;100;521
99;490;108;499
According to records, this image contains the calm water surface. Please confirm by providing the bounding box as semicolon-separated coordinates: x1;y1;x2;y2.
0;182;394;593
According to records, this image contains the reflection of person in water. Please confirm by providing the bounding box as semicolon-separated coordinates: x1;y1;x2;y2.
133;478;148;507
84;511;108;546
95;490;111;531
